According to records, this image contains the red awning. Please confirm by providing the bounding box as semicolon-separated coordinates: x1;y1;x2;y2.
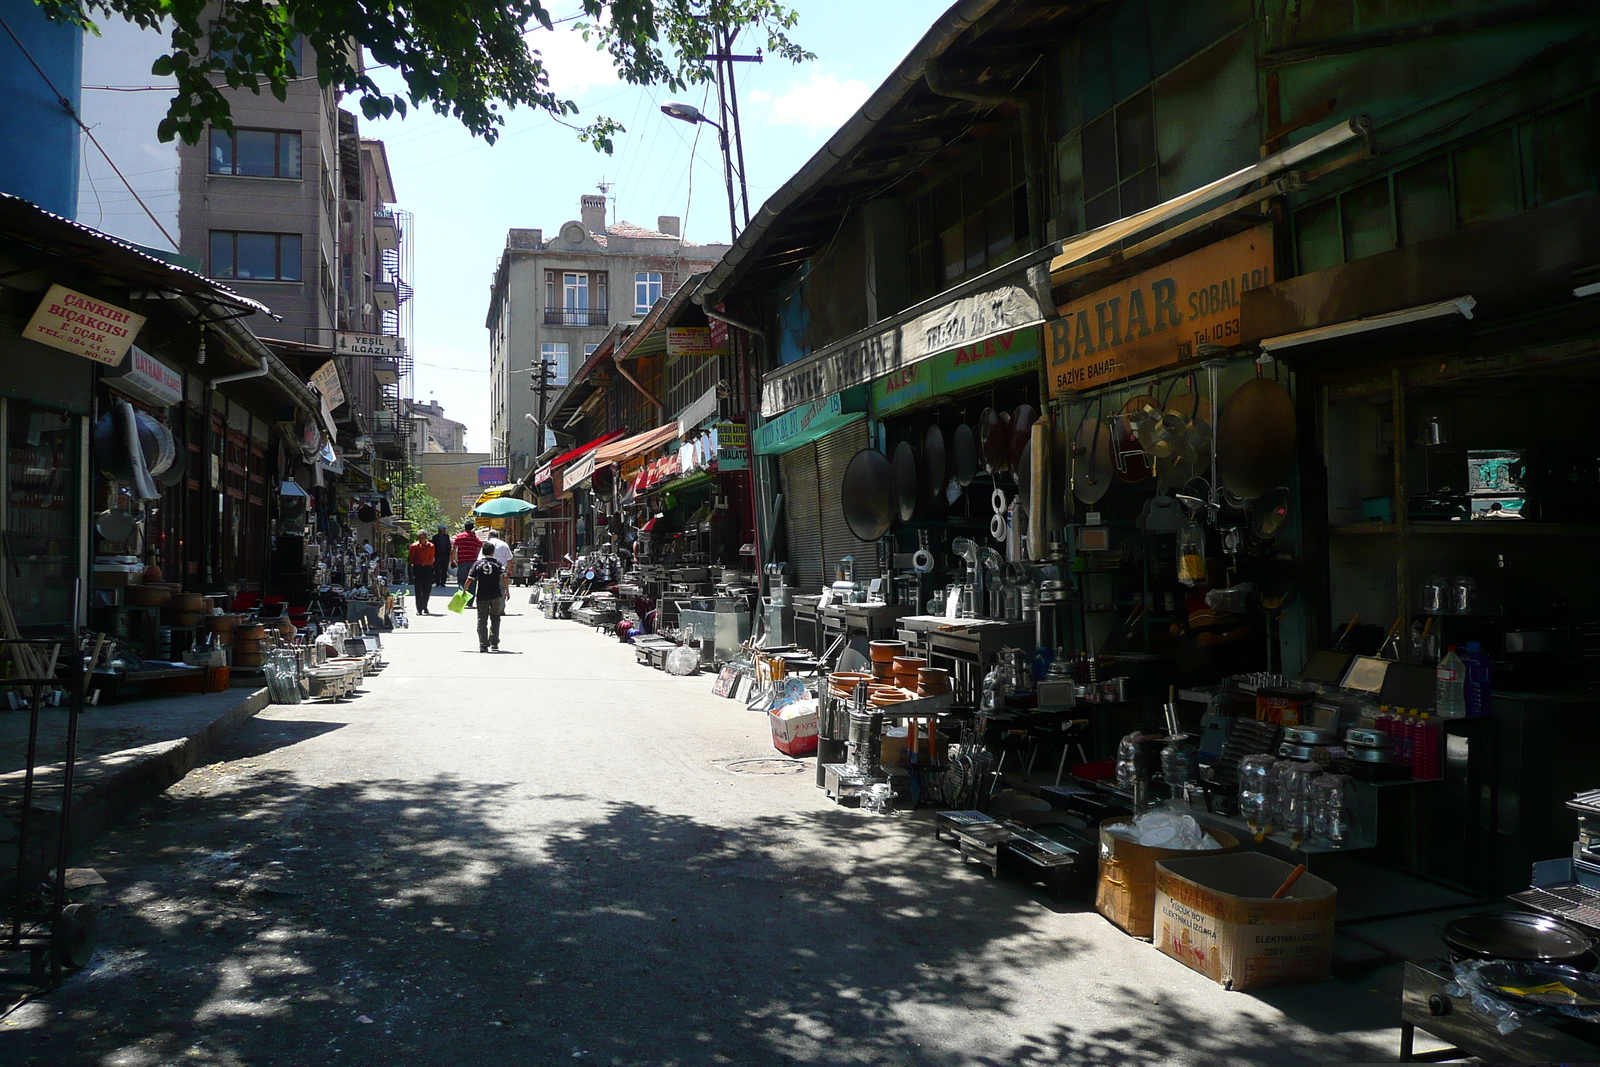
593;422;679;467
547;429;627;469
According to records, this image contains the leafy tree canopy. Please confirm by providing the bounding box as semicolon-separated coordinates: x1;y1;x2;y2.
36;0;810;147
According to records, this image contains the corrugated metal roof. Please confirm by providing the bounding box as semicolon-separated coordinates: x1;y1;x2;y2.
0;192;275;316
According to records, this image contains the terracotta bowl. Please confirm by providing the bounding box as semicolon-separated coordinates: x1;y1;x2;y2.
868;640;907;663
892;656;927;673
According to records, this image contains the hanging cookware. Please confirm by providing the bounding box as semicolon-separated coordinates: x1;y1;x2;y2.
1113;395;1156;483
1072;414;1113;505
989;512;1006;541
980;407;1012;474
951;423;978;488
1217;376;1297;501
356;504;378;524
1442;912;1596;965
1255;550;1300;614
892;441;919;524
1009;405;1038;473
840;448;896;542
920;424;946;505
1253;487;1293;539
156;448;186;488
1155;453;1194;490
95;509;136;542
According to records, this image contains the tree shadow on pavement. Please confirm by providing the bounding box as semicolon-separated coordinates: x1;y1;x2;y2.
10;766;1387;1066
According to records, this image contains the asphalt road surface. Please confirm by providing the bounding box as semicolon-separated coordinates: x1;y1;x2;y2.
5;599;1403;1065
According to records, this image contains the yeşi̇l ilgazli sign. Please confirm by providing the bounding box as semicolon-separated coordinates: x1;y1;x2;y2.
1046;225;1273;398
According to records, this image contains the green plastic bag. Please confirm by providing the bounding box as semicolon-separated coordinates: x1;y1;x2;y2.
447;588;469;614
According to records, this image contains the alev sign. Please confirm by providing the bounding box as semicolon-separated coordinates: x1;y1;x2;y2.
1046;225;1273;397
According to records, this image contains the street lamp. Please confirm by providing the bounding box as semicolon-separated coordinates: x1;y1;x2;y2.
661;100;745;241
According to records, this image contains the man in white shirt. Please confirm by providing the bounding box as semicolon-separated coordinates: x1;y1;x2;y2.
481;533;513;598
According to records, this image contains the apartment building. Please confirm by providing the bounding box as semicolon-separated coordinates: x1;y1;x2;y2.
172;25;413;465
485;194;729;476
409;398;469;453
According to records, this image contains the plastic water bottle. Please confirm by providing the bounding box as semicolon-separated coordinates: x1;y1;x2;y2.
1435;646;1467;719
1462;641;1493;717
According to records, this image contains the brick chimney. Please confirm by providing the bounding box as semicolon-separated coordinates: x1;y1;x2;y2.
581;194;607;234
657;215;681;237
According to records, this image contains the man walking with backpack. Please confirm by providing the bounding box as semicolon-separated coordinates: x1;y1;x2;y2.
465;539;507;652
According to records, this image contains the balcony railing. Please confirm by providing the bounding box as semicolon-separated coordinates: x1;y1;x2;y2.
543;307;609;327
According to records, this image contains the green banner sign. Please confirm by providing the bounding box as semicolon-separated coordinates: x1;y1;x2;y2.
870;326;1040;417
752;386;867;456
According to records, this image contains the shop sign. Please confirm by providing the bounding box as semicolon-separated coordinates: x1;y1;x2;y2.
1046;225;1273;397
561;452;597;490
22;283;146;366
460;494;478;507
872;327;1040;417
715;421;749;471
677;383;721;437
760;271;1046;417
666;327;726;357
752;385;869;456
336;332;397;358
107;345;183;407
309;360;346;409
478;465;508;486
534;461;554;486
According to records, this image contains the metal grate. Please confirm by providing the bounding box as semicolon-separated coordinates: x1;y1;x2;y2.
1569;789;1600;817
1510;883;1600;932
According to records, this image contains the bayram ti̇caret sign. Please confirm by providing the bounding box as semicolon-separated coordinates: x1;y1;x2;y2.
1046;225;1273;398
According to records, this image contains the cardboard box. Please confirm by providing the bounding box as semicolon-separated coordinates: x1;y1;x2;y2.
1096;820;1239;940
769;704;818;756
1154;852;1337;990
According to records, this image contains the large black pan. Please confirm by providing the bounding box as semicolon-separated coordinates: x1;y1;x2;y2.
1010;405;1038;473
921;424;946;504
1217;377;1297;501
892;440;918;523
981;407;1013;474
1442;912;1596;965
841;448;896;541
951;423;978;487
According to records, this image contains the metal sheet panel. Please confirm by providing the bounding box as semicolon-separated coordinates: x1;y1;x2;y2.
779;441;823;591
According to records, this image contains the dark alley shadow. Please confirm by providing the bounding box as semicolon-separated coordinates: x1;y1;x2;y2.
14;773;1392;1066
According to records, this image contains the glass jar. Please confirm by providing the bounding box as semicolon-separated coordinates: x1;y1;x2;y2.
1311;773;1355;844
1161;736;1198;791
1268;758;1301;829
1283;761;1324;837
1116;731;1146;792
1238;753;1275;824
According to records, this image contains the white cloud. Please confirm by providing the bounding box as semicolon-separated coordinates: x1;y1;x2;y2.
763;72;870;133
529;24;619;97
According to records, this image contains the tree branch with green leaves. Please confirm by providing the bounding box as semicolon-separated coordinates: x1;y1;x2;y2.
34;0;811;148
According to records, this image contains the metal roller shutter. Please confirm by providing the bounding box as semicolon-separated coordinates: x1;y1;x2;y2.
816;419;880;585
779;442;823;591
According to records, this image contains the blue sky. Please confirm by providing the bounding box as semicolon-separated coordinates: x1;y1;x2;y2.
358;0;953;452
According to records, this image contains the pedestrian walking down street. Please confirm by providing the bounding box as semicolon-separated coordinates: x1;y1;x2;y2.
465;549;506;652
451;519;483;590
407;531;436;614
431;524;452;590
487;531;513;599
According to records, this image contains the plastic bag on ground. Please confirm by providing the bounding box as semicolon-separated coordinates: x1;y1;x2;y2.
1108;806;1223;850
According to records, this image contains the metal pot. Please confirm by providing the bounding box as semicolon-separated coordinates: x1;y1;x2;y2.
1442;912;1597;964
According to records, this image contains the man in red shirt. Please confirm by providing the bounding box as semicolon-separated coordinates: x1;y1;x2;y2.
407;531;436;614
451;519;484;589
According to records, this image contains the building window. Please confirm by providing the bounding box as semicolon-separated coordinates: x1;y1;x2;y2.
541;342;570;385
907;128;1028;300
208;128;302;179
210;231;302;281
584;344;599;358
544;271;607;326
635;271;663;314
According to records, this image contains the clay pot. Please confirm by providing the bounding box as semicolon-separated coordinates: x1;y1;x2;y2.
238;624;267;641
233;652;263;668
125;585;170;608
165;612;205;627
171;592;207;612
233;639;262;654
142;562;163;582
214;633;234;648
892;656;927;673
869;640;907;663
209;614;237;633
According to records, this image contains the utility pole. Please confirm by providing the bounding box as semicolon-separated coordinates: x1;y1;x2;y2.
532;357;558;457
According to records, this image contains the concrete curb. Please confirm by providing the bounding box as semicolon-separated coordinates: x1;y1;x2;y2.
7;687;270;884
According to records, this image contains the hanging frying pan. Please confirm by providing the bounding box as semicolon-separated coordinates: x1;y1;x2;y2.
1217;376;1297;501
920;424;946;505
1009;404;1038;473
1253;486;1293;539
96;508;135;542
1073;412;1114;505
980;408;1010;474
1154;452;1194;491
840;448;896;541
1256;550;1301;614
357;504;378;523
892;440;919;524
951;423;978;487
1113;395;1157;483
